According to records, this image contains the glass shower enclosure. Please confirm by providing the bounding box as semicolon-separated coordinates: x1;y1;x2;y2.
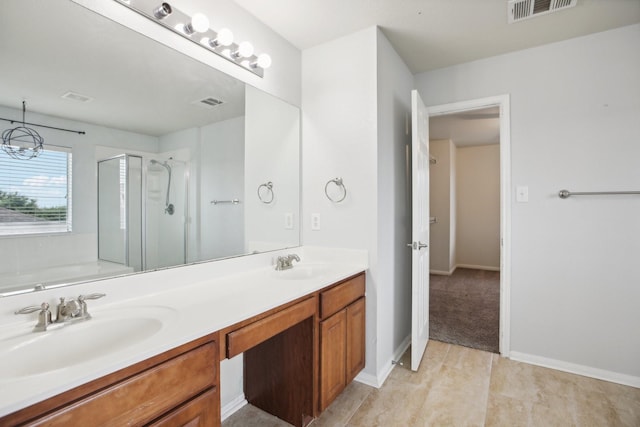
97;155;143;271
97;155;188;273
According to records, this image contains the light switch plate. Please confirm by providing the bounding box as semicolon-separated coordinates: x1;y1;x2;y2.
311;213;321;231
284;213;293;229
516;186;529;203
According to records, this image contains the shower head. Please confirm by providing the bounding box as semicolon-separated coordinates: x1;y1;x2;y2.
150;159;171;173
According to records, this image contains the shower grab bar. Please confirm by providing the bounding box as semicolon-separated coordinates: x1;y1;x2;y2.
558;189;640;199
211;199;240;205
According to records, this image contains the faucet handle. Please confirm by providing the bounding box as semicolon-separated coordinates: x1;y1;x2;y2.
15;304;46;315
78;293;106;319
78;293;106;301
16;303;52;332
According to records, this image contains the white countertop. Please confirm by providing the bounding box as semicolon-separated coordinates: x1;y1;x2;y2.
0;247;367;418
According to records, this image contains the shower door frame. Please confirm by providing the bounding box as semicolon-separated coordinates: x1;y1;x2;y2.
97;154;144;271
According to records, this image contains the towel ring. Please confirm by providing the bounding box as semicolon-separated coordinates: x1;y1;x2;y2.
325;177;347;203
257;181;274;204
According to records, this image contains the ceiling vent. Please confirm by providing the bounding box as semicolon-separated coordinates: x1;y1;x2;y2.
508;0;577;23
61;91;93;103
192;97;224;109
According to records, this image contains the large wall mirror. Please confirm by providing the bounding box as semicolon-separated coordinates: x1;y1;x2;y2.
0;0;300;296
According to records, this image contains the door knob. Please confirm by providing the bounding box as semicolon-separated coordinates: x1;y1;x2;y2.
407;242;428;250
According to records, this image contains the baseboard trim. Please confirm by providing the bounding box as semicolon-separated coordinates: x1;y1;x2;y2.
355;335;411;389
221;395;247;421
509;351;640;388
456;264;500;272
430;266;457;276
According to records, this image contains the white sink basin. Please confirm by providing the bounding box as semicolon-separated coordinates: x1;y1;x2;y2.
272;264;330;280
0;305;176;380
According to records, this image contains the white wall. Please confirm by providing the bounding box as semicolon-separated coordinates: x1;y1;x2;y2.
415;24;640;382
244;86;300;252
201;117;245;259
376;28;414;376
302;27;379;378
302;26;414;384
429;139;453;274
455;144;500;270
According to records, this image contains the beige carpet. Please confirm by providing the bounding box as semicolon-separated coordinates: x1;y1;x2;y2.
429;268;500;353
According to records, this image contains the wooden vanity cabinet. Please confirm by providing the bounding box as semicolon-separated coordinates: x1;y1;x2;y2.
1;333;220;427
318;273;366;412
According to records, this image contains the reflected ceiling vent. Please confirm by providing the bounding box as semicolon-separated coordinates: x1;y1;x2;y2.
61;91;93;103
192;96;224;109
508;0;577;23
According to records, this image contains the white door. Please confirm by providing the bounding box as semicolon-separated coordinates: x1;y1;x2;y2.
410;90;430;371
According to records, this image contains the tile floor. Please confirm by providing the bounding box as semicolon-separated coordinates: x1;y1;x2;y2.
222;340;640;427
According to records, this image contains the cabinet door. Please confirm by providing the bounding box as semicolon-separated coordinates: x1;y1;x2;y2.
148;389;219;427
346;297;366;384
319;309;346;411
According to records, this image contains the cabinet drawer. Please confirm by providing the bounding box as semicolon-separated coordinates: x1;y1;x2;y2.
320;274;365;319
227;297;316;358
29;342;217;427
148;388;219;427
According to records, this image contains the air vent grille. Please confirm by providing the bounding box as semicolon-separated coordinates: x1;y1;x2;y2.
61;91;93;103
508;0;577;23
192;97;224;109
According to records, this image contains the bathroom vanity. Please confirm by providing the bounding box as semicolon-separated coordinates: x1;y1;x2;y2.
0;264;366;427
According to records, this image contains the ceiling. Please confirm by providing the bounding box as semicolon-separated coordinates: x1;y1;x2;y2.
232;0;640;74
0;0;245;137
429;107;500;147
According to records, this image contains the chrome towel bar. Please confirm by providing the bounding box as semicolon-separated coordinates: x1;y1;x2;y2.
558;189;640;199
211;199;240;205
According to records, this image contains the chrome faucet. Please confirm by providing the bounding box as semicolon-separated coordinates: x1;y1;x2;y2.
275;254;300;271
15;293;106;332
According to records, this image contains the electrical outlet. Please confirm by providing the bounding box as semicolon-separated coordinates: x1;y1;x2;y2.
516;186;529;203
311;213;321;231
284;213;293;229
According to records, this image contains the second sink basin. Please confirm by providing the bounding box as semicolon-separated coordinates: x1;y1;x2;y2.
0;305;176;380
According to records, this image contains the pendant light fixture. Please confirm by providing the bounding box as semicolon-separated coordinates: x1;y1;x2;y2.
1;101;44;160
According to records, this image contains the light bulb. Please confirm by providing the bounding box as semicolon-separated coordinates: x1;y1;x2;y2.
183;12;209;35
256;53;272;69
209;28;233;48
236;41;254;58
190;13;209;33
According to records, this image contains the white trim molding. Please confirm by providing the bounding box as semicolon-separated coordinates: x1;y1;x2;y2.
427;94;512;358
510;352;640;388
455;264;500;272
356;334;411;389
221;395;247;422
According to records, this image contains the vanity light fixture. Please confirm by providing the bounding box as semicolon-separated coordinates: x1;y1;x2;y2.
153;2;172;19
181;12;209;35
114;0;271;77
232;41;254;59
252;53;272;70
206;28;234;48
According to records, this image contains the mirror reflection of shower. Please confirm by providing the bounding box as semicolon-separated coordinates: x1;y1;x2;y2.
149;158;174;215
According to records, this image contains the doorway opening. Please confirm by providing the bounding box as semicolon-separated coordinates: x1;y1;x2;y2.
427;95;511;356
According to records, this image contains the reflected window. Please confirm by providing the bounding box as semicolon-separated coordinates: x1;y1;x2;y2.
0;147;72;235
